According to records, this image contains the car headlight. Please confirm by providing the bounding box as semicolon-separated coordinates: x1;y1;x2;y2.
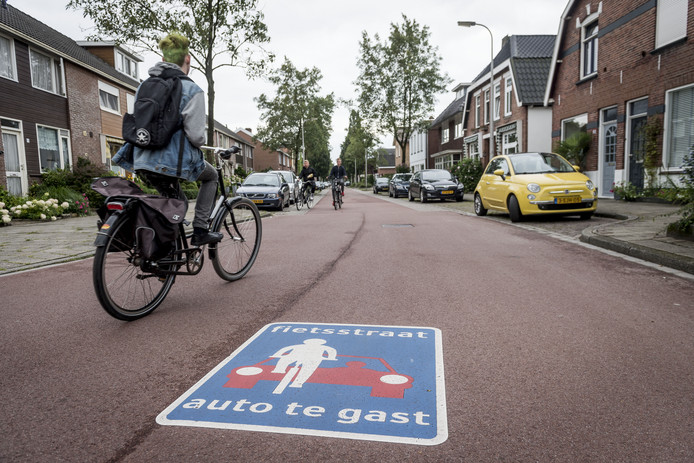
527;183;541;193
456;183;464;190
267;193;277;199
586;180;594;190
424;184;434;190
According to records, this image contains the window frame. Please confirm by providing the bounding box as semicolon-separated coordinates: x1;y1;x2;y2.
36;124;71;172
561;113;589;141
504;77;513;117
581;21;599;79
494;83;501;121
29;48;65;96
98;81;121;115
655;0;688;49
663;84;694;171
0;33;18;82
484;89;490;125
442;127;450;144
115;50;138;79
475;94;481;128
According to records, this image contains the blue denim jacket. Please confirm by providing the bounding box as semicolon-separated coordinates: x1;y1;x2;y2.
113;63;206;182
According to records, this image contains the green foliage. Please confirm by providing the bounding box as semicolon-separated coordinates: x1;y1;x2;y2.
451;158;484;192
255;58;335;178
611;181;640;201
554;132;592;170
395;164;410;174
355;14;451;153
644;116;663;188
235;166;250;179
669;150;694;233
341;110;378;178
68;0;274;151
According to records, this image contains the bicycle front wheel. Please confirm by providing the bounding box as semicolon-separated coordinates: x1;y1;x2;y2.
92;213;176;321
305;188;313;209
211;198;262;281
295;190;304;210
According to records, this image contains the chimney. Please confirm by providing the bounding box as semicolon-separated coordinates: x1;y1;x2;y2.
245;128;252;133
1;0;8;10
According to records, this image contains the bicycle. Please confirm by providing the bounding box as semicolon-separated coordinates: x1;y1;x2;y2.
295;180;314;211
91;146;262;321
331;178;343;210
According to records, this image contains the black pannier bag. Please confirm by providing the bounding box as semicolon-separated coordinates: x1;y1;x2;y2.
92;177;187;260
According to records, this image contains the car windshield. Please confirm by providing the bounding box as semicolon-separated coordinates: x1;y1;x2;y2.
510;153;576;174
376;178;389;184
393;174;412;182
422;170;452;181
243;174;280;187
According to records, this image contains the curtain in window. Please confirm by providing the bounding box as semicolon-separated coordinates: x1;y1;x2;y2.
668;86;694;169
99;89;119;111
38;126;60;171
0;36;14;79
31;51;53;92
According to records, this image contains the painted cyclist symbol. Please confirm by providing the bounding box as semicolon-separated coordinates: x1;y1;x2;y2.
270;339;337;394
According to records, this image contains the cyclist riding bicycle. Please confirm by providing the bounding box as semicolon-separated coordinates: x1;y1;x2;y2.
112;32;221;247
328;157;348;207
299;159;318;201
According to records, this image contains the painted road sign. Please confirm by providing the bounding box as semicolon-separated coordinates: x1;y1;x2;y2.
157;322;447;445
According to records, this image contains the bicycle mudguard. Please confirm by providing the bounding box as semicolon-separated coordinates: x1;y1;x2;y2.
94;210;124;247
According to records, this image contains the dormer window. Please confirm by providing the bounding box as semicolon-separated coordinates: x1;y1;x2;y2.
115;50;138;79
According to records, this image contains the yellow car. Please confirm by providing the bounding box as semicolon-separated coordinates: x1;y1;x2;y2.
473;152;598;222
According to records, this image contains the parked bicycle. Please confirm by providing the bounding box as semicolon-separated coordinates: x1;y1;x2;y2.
331;178;343;210
91;146;262;321
294;179;314;211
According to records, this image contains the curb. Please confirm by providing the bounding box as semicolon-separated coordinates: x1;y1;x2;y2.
580;227;694;275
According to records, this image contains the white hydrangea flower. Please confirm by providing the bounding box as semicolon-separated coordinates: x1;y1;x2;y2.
2;215;10;224
40;213;46;220
0;201;4;208
51;216;57;221
61;202;69;208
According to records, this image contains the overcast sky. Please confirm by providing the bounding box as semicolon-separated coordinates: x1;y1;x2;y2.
16;0;567;160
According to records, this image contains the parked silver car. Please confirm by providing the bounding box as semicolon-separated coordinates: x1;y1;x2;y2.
269;170;299;203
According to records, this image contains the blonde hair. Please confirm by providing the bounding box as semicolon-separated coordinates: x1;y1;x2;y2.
159;32;189;66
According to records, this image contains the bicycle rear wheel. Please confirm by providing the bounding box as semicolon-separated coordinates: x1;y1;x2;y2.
305;187;313;209
92;213;176;321
211;197;262;281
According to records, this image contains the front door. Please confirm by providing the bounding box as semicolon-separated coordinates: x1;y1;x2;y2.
2;128;27;196
601;123;617;197
627;99;648;190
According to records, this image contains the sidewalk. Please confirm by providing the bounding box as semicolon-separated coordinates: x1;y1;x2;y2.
1;197;693;276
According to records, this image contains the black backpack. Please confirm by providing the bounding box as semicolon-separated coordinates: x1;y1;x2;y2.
122;68;192;149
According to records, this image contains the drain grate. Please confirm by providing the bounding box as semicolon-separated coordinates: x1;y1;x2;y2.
382;224;414;228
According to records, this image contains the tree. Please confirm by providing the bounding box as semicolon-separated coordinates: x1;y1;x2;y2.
341;110;378;182
255;58;335;177
355;14;450;165
68;0;274;156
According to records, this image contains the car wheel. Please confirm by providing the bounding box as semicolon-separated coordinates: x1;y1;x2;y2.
474;193;488;216
408;190;414;202
420;190;427;203
508;195;523;222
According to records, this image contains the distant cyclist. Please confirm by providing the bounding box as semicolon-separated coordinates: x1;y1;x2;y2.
299;159;317;201
329;158;348;206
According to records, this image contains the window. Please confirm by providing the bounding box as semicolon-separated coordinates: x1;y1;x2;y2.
115;50;138;79
37;125;71;172
502;132;518;155
561;114;588;141
581;21;598;78
665;85;694;169
475;95;481;128
494;83;501;121
504;78;513;116
454;120;463;139
126;93;135;113
656;0;688;49
30;49;65;95
434;154;454;170
442;127;449;144
98;81;120;113
484;90;490;125
466;139;479;160
0;34;17;81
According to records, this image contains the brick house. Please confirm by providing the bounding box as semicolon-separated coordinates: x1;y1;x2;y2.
212;121;253;172
462;35;555;168
237;128;292;172
393;133;410;169
376;148;396;176
544;0;694;197
428;83;468;170
0;4;141;195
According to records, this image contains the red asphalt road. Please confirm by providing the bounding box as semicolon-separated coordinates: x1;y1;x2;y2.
2;191;694;462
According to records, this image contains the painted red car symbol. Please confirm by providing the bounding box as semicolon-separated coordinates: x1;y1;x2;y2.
224;355;414;398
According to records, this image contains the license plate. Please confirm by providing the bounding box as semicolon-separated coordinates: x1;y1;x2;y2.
555;196;581;204
252;199;264;204
441;190;453;195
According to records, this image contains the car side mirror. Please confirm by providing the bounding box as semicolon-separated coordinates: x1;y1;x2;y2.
573;165;581;172
493;169;506;180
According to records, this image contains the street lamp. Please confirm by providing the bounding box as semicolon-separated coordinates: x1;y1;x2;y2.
458;21;495;158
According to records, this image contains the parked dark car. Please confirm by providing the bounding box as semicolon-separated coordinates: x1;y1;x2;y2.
389;173;412;198
269;170;298;203
235;172;290;211
373;177;390;194
408;169;464;203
